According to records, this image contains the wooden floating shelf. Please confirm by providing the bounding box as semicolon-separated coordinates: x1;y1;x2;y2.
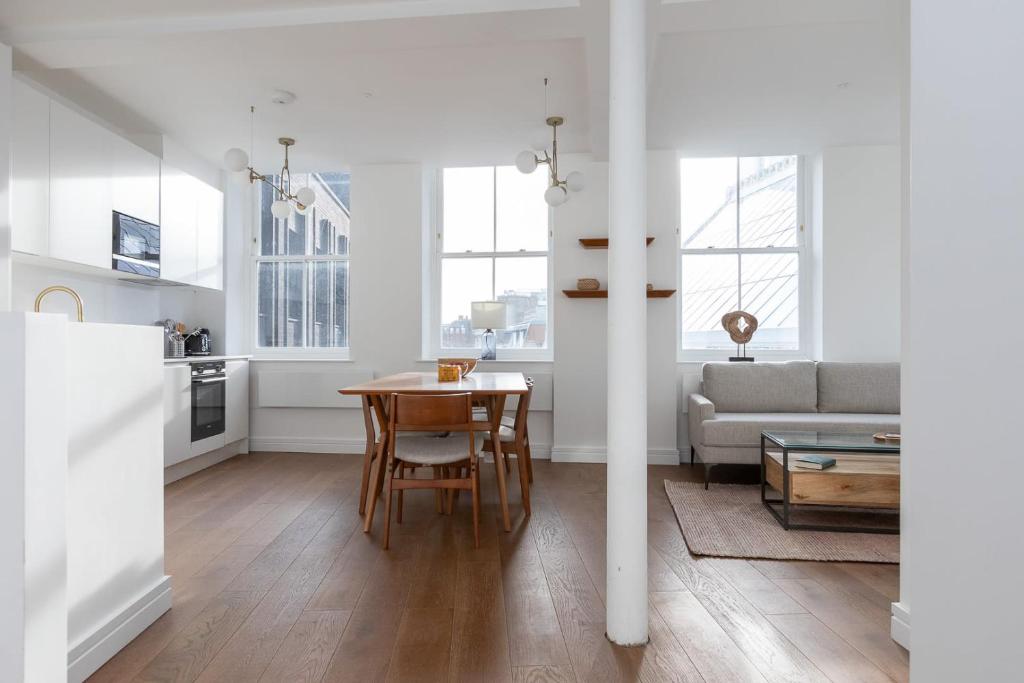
563;289;676;299
579;237;655;249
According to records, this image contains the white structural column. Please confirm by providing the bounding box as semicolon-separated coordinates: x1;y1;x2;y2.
606;0;648;645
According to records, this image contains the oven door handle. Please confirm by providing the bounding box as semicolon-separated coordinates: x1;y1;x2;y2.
192;376;227;384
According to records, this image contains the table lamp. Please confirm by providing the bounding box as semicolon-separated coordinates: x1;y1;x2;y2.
471;301;507;360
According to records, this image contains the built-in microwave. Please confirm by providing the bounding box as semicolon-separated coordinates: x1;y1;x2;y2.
112;211;160;278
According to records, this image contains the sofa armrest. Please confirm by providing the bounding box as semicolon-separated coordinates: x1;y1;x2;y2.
687;393;716;450
688;393;715;421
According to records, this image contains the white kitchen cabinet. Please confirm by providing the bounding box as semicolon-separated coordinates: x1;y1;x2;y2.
159;164;198;285
11;78;50;256
160;166;224;290
111;134;161;225
163;364;192;467
194;180;224;290
49;100;114;269
224;360;250;444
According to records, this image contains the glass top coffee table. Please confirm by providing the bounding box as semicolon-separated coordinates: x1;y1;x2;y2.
760;431;900;534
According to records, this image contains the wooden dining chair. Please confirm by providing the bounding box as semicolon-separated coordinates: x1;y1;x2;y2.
383;392;480;549
480;376;534;514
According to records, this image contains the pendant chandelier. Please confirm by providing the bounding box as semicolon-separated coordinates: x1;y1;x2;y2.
514;78;584;207
223;105;316;218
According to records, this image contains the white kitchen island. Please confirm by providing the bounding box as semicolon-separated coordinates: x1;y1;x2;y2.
0;312;167;682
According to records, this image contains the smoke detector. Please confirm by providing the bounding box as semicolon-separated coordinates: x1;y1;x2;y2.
271;90;297;105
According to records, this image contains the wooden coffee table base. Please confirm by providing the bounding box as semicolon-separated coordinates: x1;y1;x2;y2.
760;436;900;534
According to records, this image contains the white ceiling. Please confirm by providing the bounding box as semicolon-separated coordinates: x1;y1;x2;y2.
1;0;904;172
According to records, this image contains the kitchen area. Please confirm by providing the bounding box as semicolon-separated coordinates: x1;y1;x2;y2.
1;72;251;681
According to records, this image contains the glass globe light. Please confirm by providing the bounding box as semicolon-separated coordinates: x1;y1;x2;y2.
271;199;292;220
223;147;249;172
296;186;316;208
544;185;568;207
515;150;538;174
565;171;585;193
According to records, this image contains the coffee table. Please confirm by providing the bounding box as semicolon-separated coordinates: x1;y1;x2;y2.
760;431;900;534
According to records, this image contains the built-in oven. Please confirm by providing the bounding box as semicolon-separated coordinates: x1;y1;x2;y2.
112;211;161;278
191;361;226;442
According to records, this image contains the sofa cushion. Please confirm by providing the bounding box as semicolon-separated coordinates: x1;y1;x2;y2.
702;361;818;413
701;412;901;448
818;362;900;414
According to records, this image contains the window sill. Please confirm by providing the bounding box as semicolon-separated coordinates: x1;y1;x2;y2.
677;351;812;364
251;357;355;363
418;358;553;365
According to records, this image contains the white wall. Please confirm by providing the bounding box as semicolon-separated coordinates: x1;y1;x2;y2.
551;152;679;464
11;262;227;352
0;312;68;683
65;323;167;680
0;42;11;311
904;1;1024;678
817;145;901;361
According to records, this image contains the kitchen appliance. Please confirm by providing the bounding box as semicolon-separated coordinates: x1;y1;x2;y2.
112;211;160;278
191;361;226;443
184;328;213;356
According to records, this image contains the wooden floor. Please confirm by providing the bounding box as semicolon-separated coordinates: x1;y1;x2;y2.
90;452;907;683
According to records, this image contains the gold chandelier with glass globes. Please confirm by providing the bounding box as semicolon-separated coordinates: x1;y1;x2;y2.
223;106;316;219
514;79;584;207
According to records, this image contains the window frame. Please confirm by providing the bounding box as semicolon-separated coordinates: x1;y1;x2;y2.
677;155;813;362
428;166;554;362
251;175;352;360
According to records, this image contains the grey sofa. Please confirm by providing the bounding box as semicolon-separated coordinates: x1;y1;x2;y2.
688;361;900;480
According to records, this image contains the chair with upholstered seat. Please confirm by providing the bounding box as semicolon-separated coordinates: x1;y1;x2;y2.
383;392;480;549
480;376;533;514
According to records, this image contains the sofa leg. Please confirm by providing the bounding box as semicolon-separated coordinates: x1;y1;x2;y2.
704;464;713;490
690;446;695;465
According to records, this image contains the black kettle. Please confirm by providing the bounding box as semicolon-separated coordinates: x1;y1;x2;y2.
184;328;212;356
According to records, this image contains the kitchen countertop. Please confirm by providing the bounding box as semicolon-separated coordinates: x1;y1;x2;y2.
163;354;253;364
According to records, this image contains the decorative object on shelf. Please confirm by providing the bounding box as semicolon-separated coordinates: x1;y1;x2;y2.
438;357;478;377
514;78;584;207
721;310;758;362
224;105;316;218
437;364;462;382
646;283;654;291
873;432;902;442
563;289;676;299
579;237;655;249
577;278;600;291
471;301;507;361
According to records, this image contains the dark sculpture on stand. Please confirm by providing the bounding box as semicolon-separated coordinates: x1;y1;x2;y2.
722;311;758;362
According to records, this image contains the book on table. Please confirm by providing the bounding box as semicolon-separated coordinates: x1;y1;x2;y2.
792;454;837;470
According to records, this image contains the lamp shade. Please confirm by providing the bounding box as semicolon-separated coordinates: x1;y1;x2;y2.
471;301;507;330
224;147;249;172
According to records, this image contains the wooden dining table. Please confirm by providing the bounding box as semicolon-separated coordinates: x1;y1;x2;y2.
339;371;530;533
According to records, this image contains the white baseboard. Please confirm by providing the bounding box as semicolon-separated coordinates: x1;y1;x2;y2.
165;438;248;484
250;436;555;460
890;601;910;650
67;576;172;683
249;436;366;454
550;446;680;465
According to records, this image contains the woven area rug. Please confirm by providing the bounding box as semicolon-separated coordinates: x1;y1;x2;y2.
664;480;899;563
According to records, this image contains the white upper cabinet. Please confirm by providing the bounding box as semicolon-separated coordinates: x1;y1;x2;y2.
111;134;161;225
11;78;50;256
159;164;199;285
160;166;224;290
9;80;224;289
194;180;224;290
49;99;114;269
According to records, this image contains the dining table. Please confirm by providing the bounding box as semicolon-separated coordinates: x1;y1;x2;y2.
339;371;530;533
